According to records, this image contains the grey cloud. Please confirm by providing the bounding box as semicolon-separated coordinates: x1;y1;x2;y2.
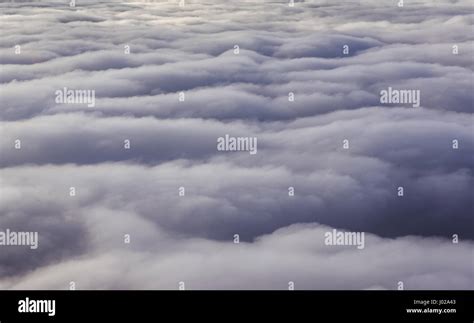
1;0;472;121
0;224;471;290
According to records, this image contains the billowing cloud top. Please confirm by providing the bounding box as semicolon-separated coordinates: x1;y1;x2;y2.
0;0;473;290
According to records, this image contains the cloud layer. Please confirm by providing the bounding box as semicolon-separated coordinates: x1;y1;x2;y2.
0;0;472;289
